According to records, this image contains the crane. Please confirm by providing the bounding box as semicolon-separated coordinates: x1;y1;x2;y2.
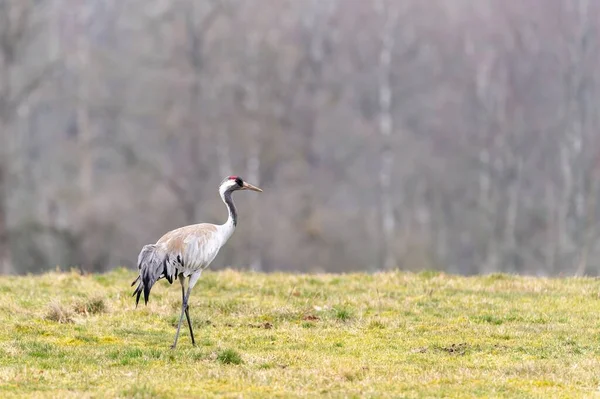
131;175;262;349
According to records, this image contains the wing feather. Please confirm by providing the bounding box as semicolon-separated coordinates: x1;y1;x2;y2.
132;224;219;306
131;244;169;306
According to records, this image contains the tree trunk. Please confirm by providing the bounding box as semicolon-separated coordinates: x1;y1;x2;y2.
478;149;498;274
0;155;10;274
217;132;232;178
75;7;94;272
558;142;574;271
243;30;263;271
544;182;557;273
246;123;262;271
376;0;398;270
503;158;522;272
575;155;599;276
0;30;10;274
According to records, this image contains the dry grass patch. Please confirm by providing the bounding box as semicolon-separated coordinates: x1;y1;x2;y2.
73;296;107;315
45;300;73;324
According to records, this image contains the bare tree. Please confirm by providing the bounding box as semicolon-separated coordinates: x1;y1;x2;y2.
3;0;600;276
375;0;399;270
241;31;263;271
558;0;600;276
0;0;53;273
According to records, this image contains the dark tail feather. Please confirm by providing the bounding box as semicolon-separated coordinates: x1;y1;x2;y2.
133;284;143;307
132;244;170;306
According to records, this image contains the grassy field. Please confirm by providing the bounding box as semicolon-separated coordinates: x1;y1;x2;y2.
0;268;599;398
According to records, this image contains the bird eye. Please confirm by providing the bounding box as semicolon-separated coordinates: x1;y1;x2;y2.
235;177;243;186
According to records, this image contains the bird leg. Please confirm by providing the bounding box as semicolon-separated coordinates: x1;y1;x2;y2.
171;287;190;350
171;272;201;349
185;306;195;345
181;280;196;346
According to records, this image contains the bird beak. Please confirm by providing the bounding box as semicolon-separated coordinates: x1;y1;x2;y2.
243;181;263;192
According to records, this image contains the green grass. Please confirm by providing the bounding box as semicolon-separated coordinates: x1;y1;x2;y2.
217;348;243;365
0;268;599;397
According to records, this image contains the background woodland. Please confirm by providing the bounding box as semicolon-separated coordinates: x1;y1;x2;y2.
1;0;600;276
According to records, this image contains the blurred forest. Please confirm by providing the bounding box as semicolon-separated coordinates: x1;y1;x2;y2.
1;0;600;276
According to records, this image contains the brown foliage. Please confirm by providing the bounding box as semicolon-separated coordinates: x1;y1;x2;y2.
1;0;600;276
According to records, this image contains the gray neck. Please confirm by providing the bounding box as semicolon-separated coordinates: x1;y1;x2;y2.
223;190;237;227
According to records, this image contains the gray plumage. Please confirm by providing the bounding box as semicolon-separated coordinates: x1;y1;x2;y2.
131;244;172;306
131;176;262;349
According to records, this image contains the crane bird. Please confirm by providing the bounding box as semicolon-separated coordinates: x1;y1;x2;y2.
131;175;262;349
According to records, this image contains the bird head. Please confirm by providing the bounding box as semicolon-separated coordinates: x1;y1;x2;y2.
219;175;263;196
